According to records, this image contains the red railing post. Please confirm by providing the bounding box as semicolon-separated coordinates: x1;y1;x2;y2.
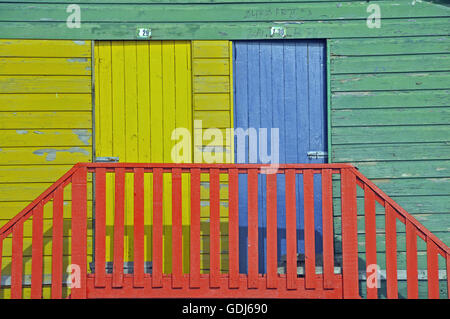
190;168;201;288
11;221;24;299
94;168;106;288
426;239;440;299
152;168;163;288
31;202;44;299
405;220;418;299
112;168;125;288
71;166;87;299
209;168;221;288
133;168;145;288
52;187;64;298
385;203;398;299
341;168;359;299
322;169;335;290
171;168;183;288
364;186;378;299
247;169;259;289
228;168;240;289
285;169;297;290
303;170;316;290
266;172;277;289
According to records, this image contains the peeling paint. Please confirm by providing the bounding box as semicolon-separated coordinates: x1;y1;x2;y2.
33;147;89;161
16;130;28;135
73;40;86;45
67;58;88;63
72;129;91;145
33;131;44;134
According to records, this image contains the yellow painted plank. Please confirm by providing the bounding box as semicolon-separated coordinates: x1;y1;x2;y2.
0;40;91;57
192;41;230;58
193;76;230;93
193;58;229;76
0;57;91;75
0;237;93;257
194;110;231;128
0;146;91;165
0;129;91;147
0;182;92;202
0;112;91;129
0;93;91;111
194;93;230;111
0;165;74;183
0;75;91;93
0;200;93;220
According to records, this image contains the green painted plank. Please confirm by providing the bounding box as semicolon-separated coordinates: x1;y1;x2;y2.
0;18;449;40
331;54;450;74
332;195;450;215
332;108;450;126
0;2;448;22
330;36;450;56
331;72;450;91
332;126;450;145
331;90;450;109
332;143;450;161
354;160;450;179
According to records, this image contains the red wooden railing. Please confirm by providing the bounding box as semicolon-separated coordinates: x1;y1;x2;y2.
0;163;448;299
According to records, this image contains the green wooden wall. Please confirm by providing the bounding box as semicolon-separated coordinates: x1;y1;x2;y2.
0;0;449;298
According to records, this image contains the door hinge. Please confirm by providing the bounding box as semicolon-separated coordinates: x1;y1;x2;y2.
95;156;119;163
307;151;328;159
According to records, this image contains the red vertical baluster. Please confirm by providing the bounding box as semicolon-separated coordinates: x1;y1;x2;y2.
427;239;440;299
385;203;398;299
190;168;201;288
341;169;359;298
51;187;64;298
113;168;125;288
31;203;44;299
405;220;418;299
285;169;297;290
266;172;277;289
94;168;106;288
134;168;145;287
447;254;450;299
247;169;259;289
228;168;239;289
71;166;87;299
210;168;221;288
172;168;183;288
11;221;24;299
303;170;316;290
322;169;335;290
0;238;2;291
364;186;378;299
152;168;163;288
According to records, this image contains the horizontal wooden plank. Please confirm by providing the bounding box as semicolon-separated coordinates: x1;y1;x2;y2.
332;125;450;145
192;41;229;58
331;90;450;109
0;165;76;183
0;76;91;93
1;2;447;22
0;39;91;57
332;143;450;162
193;59;229;75
194;110;231;128
0;57;91;75
0;112;91;129
0;93;91;111
0;200;93;220
193;76;229;93
0;182;92;201
331;54;450;74
332;108;450;126
330;36;450;56
1;18;449;40
331;72;450;91
0;129;92;147
0;146;91;165
194;93;230;110
355;160;450;179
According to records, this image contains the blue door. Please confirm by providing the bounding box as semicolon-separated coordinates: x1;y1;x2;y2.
233;40;327;273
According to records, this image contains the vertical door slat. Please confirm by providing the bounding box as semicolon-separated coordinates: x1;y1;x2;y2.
190;168;201;288
133;168;145;287
405;220;418;299
152;168;163;288
209;168;221;288
322;169;334;290
113;168;125;288
51;187;64;298
228;168;240;289
340;169;359;298
71;166;87;299
172;168;183;288
285;169;297;290
364;186;378;299
247;169;259;288
11;221;24;299
94;168;106;288
427;239;440;299
303;170;316;290
266;172;277;289
31;203;44;299
385;203;398;299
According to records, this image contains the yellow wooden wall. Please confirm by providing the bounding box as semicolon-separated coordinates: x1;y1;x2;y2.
94;41;192;273
0;39;93;298
192;41;234;273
